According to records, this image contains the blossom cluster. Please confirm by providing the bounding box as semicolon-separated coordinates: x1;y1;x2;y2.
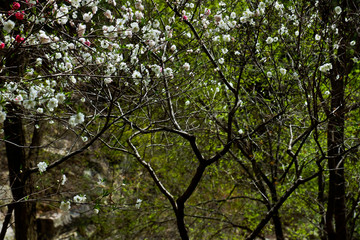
0;0;356;218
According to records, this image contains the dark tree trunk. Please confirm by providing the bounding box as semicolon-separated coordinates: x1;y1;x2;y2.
4;106;37;240
272;210;284;240
325;29;348;237
175;202;189;240
326;73;346;240
269;186;284;240
321;0;354;238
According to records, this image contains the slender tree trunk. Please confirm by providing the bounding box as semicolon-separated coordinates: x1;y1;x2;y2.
272;210;284;240
320;0;352;237
175;202;189;240
269;187;284;240
326;70;346;240
0;204;14;240
317;161;326;240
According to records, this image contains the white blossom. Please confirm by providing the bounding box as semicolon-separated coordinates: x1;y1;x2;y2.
334;6;342;15
55;93;66;103
37;162;48;173
69;112;85;127
280;68;287;75
135;199;142;209
214;15;222;22
77;23;86;37
83;12;93;22
319;63;333;73
266;37;274;44
104;10;112;19
164;68;173;78
183;62;190;71
223;34;231;42
71;0;81;8
131;22;140;32
73;195;86;203
60;201;71;211
0;111;6;123
61;174;67;185
3;20;15;33
132;70;142;79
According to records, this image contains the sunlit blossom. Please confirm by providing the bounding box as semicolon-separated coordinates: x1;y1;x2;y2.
60;201;71;211
73;194;86;203
266;37;274;44
3;20;15;33
61;174;67;185
280;68;287;75
69;112;85;127
319;63;332;73
135;199;142;209
183;62;190;71
334;6;342;15
37;162;48;173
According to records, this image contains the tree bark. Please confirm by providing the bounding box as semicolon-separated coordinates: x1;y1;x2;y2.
175;202;189;240
4;106;37;240
272;210;284;240
0;204;14;240
326;74;346;240
321;1;352;238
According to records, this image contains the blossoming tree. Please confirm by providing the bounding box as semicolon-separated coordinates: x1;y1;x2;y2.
1;0;360;239
0;0;151;239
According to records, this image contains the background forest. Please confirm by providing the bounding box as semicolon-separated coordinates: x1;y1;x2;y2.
0;0;360;239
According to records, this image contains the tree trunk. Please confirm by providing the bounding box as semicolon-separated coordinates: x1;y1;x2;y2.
272;210;284;240
326;76;346;240
4;106;37;240
175;202;189;240
322;0;351;238
326;62;347;240
269;187;284;240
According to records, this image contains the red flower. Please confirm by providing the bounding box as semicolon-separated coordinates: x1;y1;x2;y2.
15;35;24;43
183;15;188;21
84;40;91;46
15;11;24;20
0;43;5;49
12;2;20;10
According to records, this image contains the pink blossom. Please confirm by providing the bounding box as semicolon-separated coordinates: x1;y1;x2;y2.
12;2;20;10
0;43;5;49
183;15;188;21
204;8;211;16
15;35;24;43
15;11;24;20
84;40;91;46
